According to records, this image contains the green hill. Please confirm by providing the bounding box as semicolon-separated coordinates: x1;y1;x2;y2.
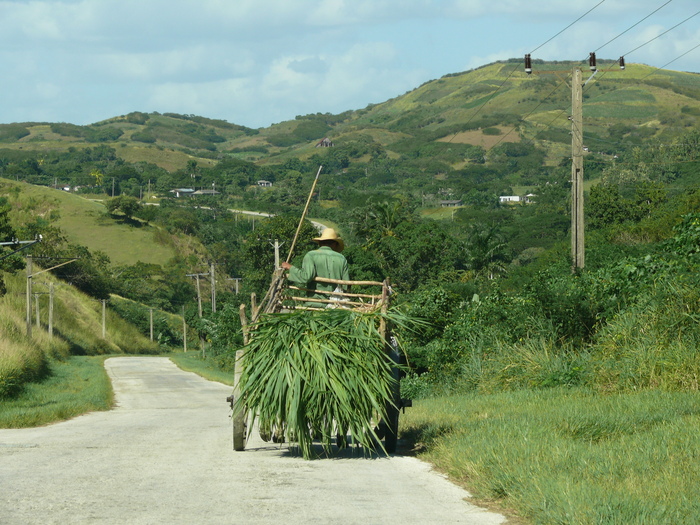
2;180;175;266
1;60;698;173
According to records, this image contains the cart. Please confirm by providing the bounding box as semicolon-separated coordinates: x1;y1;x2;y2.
229;275;408;454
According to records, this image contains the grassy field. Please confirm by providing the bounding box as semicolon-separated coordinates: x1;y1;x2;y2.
2;179;175;266
402;388;700;524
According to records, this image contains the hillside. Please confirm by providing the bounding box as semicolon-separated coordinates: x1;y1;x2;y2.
1;180;176;267
0;60;698;173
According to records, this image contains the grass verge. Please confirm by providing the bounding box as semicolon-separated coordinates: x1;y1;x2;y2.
168;352;235;386
401;387;700;524
0;356;113;428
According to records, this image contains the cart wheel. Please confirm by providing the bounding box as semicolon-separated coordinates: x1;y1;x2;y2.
232;349;247;451
382;344;401;454
233;405;247;451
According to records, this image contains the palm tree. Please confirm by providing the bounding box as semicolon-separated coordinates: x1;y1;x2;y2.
464;223;509;280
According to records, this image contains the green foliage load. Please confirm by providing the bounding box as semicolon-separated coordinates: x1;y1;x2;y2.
236;309;405;458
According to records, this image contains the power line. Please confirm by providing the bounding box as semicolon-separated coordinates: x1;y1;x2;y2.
531;0;609;55
446;0;609;143
623;8;700;59
593;0;674;54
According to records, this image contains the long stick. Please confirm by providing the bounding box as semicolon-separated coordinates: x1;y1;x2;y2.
285;165;322;264
253;166;322;321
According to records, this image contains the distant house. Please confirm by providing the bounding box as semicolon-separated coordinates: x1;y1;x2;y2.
499;195;523;204
316;137;334;148
440;200;463;207
257;180;273;187
170;188;195;198
500;195;535;204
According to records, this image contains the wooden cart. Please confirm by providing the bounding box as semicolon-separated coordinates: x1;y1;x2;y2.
229;275;407;453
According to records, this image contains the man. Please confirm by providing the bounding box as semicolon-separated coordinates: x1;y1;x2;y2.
281;228;349;307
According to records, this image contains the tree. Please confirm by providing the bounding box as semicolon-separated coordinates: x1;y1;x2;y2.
463;223;509;280
106;195;142;220
242;215;318;294
587;184;628;228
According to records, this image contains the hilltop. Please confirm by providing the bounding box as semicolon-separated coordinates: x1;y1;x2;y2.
0;59;698;174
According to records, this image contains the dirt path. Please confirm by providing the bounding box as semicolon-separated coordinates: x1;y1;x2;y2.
0;357;506;524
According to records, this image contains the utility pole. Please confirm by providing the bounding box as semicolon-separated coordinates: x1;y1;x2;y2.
48;282;54;337
102;299;107;339
229;277;242;295
270;239;284;270
571;66;585;271
26;256;32;338
210;263;216;314
182;305;187;353
35;293;40;328
187;272;209;317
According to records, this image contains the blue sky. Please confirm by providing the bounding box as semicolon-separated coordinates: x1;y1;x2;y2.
1;0;698;128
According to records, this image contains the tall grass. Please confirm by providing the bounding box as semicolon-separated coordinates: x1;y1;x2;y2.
0;270;158;402
403;388;700;524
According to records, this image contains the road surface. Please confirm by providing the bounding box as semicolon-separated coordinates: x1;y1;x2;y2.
0;357;506;525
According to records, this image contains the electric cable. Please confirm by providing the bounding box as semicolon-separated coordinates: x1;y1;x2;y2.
445;0;608;143
593;0;674;54
532;0;609;55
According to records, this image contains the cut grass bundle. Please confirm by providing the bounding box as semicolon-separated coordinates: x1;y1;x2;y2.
236;308;410;458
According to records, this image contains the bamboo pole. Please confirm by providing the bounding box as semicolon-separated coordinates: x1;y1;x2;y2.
287;285;381;300
254;166;323;321
285;165;322;265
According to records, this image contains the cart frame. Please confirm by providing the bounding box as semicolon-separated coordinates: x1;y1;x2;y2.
230;276;405;453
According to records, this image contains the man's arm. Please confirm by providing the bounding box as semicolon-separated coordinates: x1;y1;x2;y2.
283;252;316;285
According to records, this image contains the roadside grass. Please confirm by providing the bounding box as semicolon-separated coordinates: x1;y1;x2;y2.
0;270;159;403
168;352;235;386
0;356;113;428
402;388;700;524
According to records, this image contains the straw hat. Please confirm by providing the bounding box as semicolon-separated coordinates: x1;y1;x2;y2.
313;228;344;252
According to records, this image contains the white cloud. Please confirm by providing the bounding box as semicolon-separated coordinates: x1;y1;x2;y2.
0;0;698;126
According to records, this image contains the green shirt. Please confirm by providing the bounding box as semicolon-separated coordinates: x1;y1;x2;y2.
288;246;349;306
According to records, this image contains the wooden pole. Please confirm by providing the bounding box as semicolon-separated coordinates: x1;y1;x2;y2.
149;308;154;342
182;306;187;353
571;66;585;271
285;165;322;265
273;240;281;270
195;275;202;317
34;293;40;328
26;256;32;338
102;299;106;339
252;166;323;321
48;282;54;337
210;263;216;313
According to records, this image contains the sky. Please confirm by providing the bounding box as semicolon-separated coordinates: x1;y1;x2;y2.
1;0;698;129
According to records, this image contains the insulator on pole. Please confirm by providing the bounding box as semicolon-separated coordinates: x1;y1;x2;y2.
589;52;597;72
619;56;625;70
524;54;532;75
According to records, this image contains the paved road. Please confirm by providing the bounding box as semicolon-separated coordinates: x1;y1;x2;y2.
0;357;506;525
